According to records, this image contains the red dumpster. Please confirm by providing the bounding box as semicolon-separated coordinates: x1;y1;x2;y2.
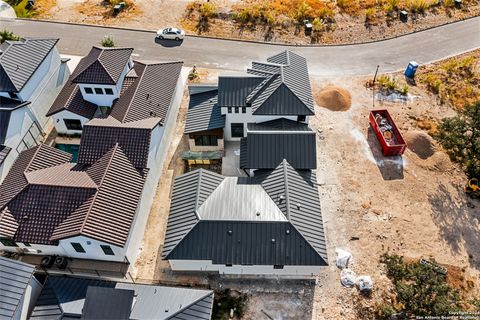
369;109;407;156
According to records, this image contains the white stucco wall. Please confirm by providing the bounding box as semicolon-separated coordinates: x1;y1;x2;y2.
18;47;70;130
18;276;42;320
222;108;302;141
58;235;125;262
169;260;320;277
52;110;90;135
78;83;118;106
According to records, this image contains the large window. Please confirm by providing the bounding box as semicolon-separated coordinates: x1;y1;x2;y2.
297;115;306;122
64;119;82;131
71;242;85;253
104;88;114;95
0;238;18;247
94;88;104;94
231;123;244;138
84;87;93;94
101;245;115;255
194;135;219;146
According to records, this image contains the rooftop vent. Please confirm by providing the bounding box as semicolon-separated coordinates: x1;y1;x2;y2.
228;230;233;235
296;203;302;209
256;211;260;217
286;229;290;235
271;238;276;243
278;194;285;201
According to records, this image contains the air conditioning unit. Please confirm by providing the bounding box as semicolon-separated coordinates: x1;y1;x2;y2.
41;255;56;268
55;256;68;270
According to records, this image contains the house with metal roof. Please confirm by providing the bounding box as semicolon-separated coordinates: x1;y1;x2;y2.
0;38;70;182
0;257;44;320
30;275;214;319
0;52;186;263
185;50;316;170
162;160;328;276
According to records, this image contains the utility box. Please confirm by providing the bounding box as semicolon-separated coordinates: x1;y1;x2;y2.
400;10;408;22
454;0;462;8
26;0;35;9
405;61;419;78
304;20;312;35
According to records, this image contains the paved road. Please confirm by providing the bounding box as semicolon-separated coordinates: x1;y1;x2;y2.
1;18;479;76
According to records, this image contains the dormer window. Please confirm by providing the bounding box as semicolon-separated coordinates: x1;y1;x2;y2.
85;87;93;94
105;88;114;95
94;88;103;94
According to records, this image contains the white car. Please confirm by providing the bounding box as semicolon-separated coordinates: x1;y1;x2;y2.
156;27;185;41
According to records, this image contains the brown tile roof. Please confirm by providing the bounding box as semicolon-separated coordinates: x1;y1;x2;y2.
0;143;147;246
77;119;155;168
110;61;183;124
71;47;134;85
46;80;97;118
51;145;147;246
0;207;19;238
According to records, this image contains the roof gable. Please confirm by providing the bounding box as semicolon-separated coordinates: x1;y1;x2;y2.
252;83;314;115
46;80;97;118
217;76;264;107
184;89;225;134
0;38;59;92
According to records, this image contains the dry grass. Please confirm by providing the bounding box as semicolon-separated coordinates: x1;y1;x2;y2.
418;49;480;110
33;0;57;16
75;0;141;22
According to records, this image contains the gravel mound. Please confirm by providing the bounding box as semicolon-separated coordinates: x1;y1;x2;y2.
404;131;435;159
315;86;352;111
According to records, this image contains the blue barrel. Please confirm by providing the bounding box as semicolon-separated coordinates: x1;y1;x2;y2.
405;61;419;78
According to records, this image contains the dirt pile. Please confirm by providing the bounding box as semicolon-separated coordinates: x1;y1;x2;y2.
315;86;352;111
404;131;436;159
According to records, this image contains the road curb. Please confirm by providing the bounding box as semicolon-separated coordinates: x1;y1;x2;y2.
9;15;480;48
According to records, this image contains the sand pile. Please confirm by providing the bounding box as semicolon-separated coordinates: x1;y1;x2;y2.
315;86;352;111
404;131;436;159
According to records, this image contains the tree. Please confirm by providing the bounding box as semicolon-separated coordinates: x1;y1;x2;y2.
0;29;20;44
101;36;115;47
435;102;480;179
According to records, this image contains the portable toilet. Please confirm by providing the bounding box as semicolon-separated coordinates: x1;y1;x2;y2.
405;61;419;79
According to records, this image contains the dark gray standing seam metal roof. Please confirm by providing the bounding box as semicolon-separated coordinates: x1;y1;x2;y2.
0;257;35;320
217;76;264;107
162;169;225;258
0;38;59;92
31;276;214;320
185;88;225;134
240;132;317;170
245;51;315;116
247;118;311;132
163;162;328;266
81;287;134;320
0;97;31;145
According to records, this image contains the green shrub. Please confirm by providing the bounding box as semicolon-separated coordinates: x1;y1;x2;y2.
380;254;461;317
376;303;396;320
383;0;399;12
101;36;115;47
199;1;217;18
400;84;409;95
0;29;20;44
365;7;376;21
377;74;399;91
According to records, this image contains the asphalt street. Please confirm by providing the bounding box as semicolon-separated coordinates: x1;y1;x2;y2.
1;17;479;76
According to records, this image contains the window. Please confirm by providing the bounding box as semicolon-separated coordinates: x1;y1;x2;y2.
194;135;219;146
104;88;114;95
0;238;18;247
84;87;93;94
235;107;239;113
94;88;104;94
23;242;31;247
274;265;284;269
242;107;246;113
71;242;85;253
297;115;306;122
64;119;82;131
231;123;244;138
101;245;115;255
227;107;232;114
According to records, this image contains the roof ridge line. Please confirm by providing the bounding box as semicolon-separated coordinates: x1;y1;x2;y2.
164;220;200;259
78;144;118;234
282;83;315;115
282;159;290;220
164;288;213;319
288;220;328;264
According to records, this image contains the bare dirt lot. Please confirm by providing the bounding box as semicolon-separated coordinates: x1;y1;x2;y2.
33;0;479;45
131;56;479;318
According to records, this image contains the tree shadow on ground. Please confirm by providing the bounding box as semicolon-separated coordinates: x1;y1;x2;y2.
366;127;404;180
429;183;480;270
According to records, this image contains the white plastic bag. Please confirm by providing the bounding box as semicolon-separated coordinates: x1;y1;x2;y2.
335;248;352;269
340;269;356;287
357;275;373;292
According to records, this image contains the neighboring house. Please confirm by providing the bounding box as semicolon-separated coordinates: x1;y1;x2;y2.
162;160;328;277
185;50;317;171
0;38;70;182
0;257;44;320
0;52;184;263
30;275;214;320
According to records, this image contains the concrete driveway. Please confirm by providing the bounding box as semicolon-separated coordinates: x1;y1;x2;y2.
1;18;479;76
